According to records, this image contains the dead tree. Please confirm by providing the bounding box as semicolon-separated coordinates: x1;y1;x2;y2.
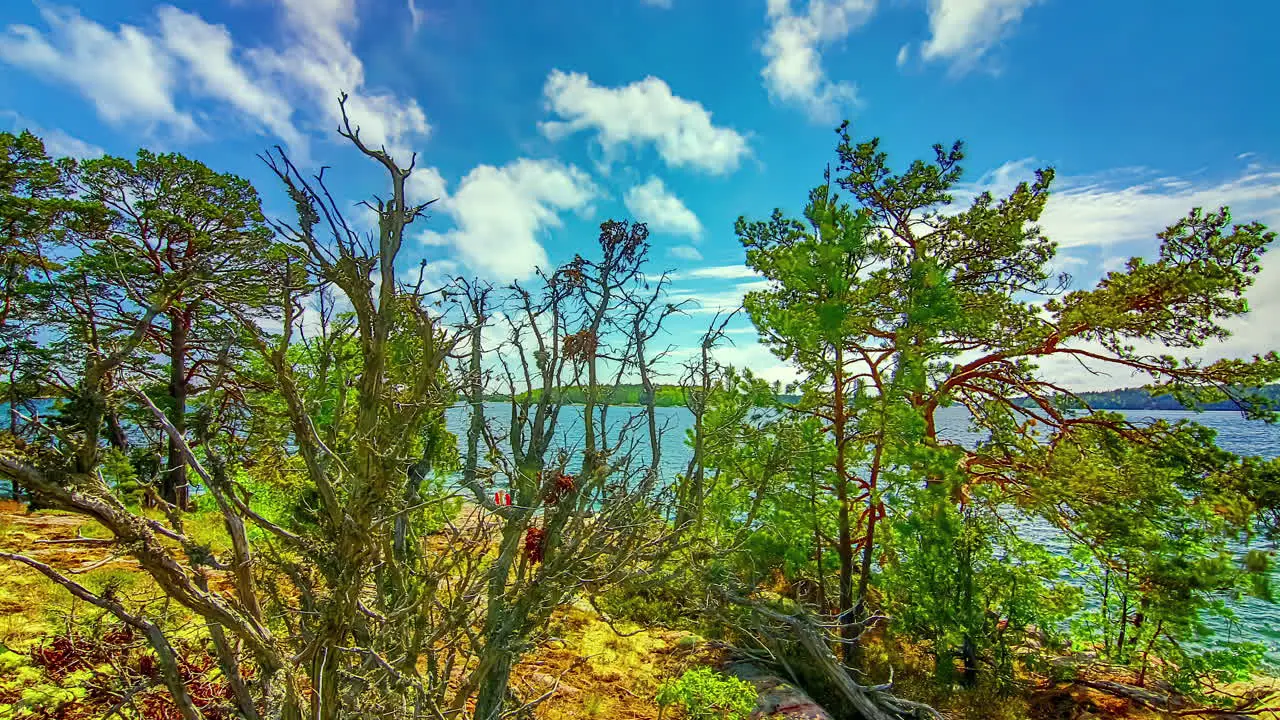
450;221;680;720
675;309;738;533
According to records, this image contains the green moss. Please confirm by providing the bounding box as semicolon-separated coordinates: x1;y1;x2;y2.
675;634;702;651
0;650;26;674
0;665;43;693
19;682;84;712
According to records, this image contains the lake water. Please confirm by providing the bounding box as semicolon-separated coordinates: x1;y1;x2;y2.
443;403;1280;664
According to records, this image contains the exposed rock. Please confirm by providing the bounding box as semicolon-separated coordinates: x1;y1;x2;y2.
526;671;581;697
725;661;835;720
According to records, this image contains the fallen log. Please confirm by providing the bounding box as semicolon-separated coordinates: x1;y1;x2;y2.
1076;679;1185;711
1076;679;1266;720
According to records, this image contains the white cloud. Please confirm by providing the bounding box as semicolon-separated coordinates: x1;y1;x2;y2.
1;112;104;158
421;159;598;281
0;6;196;135
641;0;674;7
958;155;1280;390
760;0;874;123
674;265;761;280
1;2;429;162
1100;255;1128;274
624;177;703;239
39;127;105;159
407;0;425;33
248;0;429;161
667;337;800;386
408;166;449;206
668;245;704;261
1041;256;1280;391
154;6;303;151
963;159;1280;250
896;43;910;68
920;0;1038;70
1046;174;1280;251
347;165;447;241
669;279;771;314
539;70;749;175
713;340;802;385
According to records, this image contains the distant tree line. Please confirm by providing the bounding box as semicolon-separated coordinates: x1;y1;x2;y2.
482;381;800;407
1027;384;1280;411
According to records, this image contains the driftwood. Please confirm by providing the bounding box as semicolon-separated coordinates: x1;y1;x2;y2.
1077;679;1187;711
725;661;835;720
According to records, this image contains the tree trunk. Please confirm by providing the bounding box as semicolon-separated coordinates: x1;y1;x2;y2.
469;519;529;720
310;640;340;720
852;435;885;635
1116;577;1129;662
959;636;978;688
832;347;856;662
812;485;827;611
854;510;877;611
164;310;189;509
472;647;516;720
850;500;879;666
676;339;711;531
395;452;432;560
1100;567;1111;656
106;411;129;451
196;574;261;720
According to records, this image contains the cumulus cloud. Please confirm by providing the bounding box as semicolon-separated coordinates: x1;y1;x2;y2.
1;2;429;161
248;0;429;160
760;0;875;123
154;6;303;150
685;157;1280;391
624;177;703;239
665;336;801;386
408;166;449;207
539;70;749;175
38;127;105;159
713;340;802;385
421;159;598;281
0;6;195;135
920;0;1039;70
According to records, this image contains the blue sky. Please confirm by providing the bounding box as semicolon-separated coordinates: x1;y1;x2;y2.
3;0;1279;389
